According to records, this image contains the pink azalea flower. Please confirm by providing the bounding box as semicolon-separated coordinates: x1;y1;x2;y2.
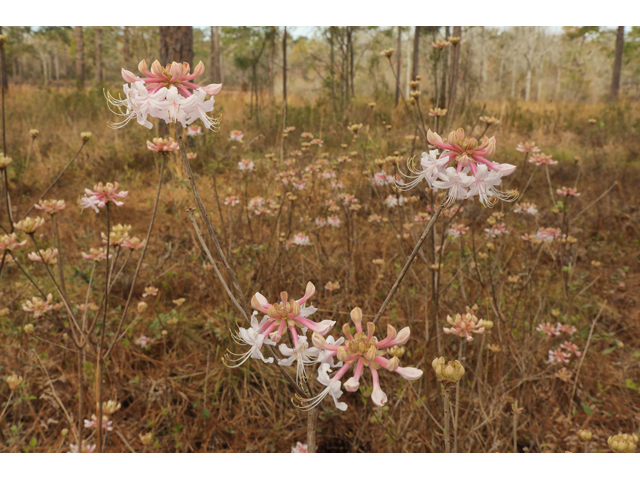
548;348;571;364
69;441;97;453
238;159;255;172
529;153;558;166
560;341;582;357
135;335;151;348
230;130;244;142
315;217;327;227
537;322;559;337
0;233;27;252
516;141;540;153
556;323;577;335
187;125;202;136
443;310;485;342
292;233;311;246
291;441;308;453
146;137;179;152
84;414;113;431
513;202;538;215
299;308;423;410
34;199;66;215
447;224;469;239
535;227;562;243
143;286;159;297
224;195;240;207
80;182;128;213
81;247;111;262
22;294;55;319
327;216;341;228
484;223;508;238
28;248;58;265
121;237;146;250
556;186;581;197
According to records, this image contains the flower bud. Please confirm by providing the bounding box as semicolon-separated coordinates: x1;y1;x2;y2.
364;344;377;362
608;434;636;453
30;129;39;139
0;154;12;170
337;346;349;363
385;356;400;372
81;132;93;143
0;308;9;316
350;307;363;330
432;358;465;383
24;324;34;335
102;400;121;415
140;432;154;446
6;374;24;391
578;429;592;441
311;332;328;350
137;301;148;314
388;345;405;358
161;330;168;337
483;320;494;330
61;428;69;437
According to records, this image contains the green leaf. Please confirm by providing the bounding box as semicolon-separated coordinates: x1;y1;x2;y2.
601;346;617;355
202;408;210;419
580;402;593;415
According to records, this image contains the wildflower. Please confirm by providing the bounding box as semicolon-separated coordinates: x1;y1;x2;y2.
80;182;128;213
101;224;132;247
278;336;322;385
140;432;154;446
516;141;540;153
380;48;394;58
428;108;447;117
485;223;508;238
292;233;311;246
102;400;121;415
238;159;255;172
327;216;341;228
28;248;58;265
536;323;559;337
6;374;24;391
225;283;334;369
479;116;500;126
347;124;363;135
556;323;577;335
81;247;110;262
368;214;382;223
301;132;314;139
135;335;151;348
513;202;538;215
529;153;557;166
69;441;96;453
143;286;159;297
556;186;581;197
608;434;638;453
34;199;66;215
173;298;186;307
187;125;202;136
432;40;450;50
107;59;222;130
0;233;27;252
432;357;465;384
137;302;148;314
224;195;240;207
578;430;593;441
325;281;341;292
310;139;324;147
230;130;244;142
24;324;34;335
14;216;45;234
337;156;351;163
315;217;327;227
0;153;13;169
384;195;405;208
447;224;469;239
548;348;571;364
535;227;561;243
443;310;485;342
291;441;308;453
299;308;422;410
22;294;55;319
84;415;113;432
372;171;395;186
146;137;179;152
555;367;571;382
121;236;145;250
560;341;582;357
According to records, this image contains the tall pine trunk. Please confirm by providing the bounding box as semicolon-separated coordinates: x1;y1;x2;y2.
95;27;103;82
123;27;132;65
282;27;287;120
395;26;402;107
609;26;624;101
75;26;84;89
210;27;221;83
411;26;421;81
448;26;462;112
159;26;193;66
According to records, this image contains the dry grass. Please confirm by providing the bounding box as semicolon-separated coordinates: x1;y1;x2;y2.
1;85;639;453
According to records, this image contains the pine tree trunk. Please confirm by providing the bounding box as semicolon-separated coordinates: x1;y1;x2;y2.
609;26;624;101
123;27;132;66
95;27;103;82
395;26;402;107
283;27;288;120
349;27;355;97
439;26;449;108
0;26;8;91
75;26;84;89
268;26;276;97
54;39;60;82
411;26;421;81
210;27;221;83
159;26;193;66
448;26;462;111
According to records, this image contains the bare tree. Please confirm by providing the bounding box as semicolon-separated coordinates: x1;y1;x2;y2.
75;26;84;88
123;27;132;66
283;27;288;120
610;26;624;101
448;26;462;111
411;26;421;81
159;26;193;66
95;27;103;82
395;26;402;106
209;27;221;83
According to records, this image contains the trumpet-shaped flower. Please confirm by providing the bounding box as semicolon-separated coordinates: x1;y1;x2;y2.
297;307;422;410
22;294;55;319
28;248;58;265
80;182;128;212
443;310;485;342
146;137;178;152
34;199;66;215
516;142;540;153
0;233;27;252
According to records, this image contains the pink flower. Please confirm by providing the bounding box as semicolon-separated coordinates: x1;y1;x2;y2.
224;195;240;207
69;441;96;453
513;202;538;215
292;233;311;246
556;323;577;335
28;248;58;265
146;137;179;152
368;214;382;223
529;153;557;166
291;441;308;453
447;224;469;239
230;130;244;142
135;335;151;348
537;322;559;337
327;216;341;228
548;348;571;364
22;294;55;319
238;159;255;172
485;223;508;238
121;237;145;250
80;182;128;213
299;307;423;410
372;171;395;186
556;186;581;197
310;139;324;147
34;199;66;215
315;217;327;227
84;415;113;431
0;233;27;252
142;286;159;297
443;310;485;342
516;141;540;153
301;132;314;139
535;227;562;243
560;341;581;357
187;125;203;136
81;247;111;262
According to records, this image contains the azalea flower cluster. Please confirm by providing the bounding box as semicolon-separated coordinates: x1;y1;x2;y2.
397;129;518;207
225;285;422;411
106;59;222;130
443;309;485;342
80;182;128;213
